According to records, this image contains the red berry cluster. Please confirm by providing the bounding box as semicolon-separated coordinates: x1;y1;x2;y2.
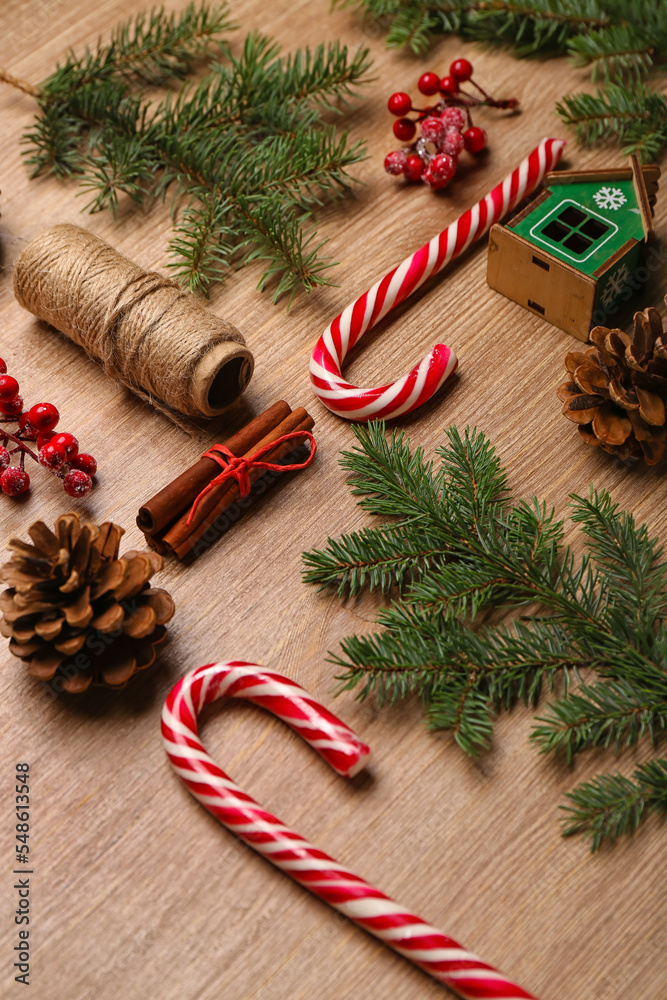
0;359;97;498
384;58;518;190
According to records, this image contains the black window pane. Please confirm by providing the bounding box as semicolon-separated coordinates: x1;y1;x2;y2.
563;232;592;254
559;206;586;227
580;218;609;240
542;220;570;242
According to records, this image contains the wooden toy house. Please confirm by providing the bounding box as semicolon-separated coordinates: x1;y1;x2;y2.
486;156;660;341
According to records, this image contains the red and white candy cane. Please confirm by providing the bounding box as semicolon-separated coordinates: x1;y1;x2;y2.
310;136;566;421
163;661;538;1000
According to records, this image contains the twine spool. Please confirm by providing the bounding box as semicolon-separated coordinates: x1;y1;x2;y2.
13;224;254;419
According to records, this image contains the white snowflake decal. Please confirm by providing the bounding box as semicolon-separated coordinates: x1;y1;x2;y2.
593;186;626;211
601;262;631;308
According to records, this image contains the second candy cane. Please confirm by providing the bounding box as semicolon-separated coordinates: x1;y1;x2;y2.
310;136;566;420
163;661;538;1000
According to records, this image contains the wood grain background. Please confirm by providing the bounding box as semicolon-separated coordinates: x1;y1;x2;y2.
1;2;665;998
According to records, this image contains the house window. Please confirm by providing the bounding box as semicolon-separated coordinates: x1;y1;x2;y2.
540;206;609;257
528;198;618;264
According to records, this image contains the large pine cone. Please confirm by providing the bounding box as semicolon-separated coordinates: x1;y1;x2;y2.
1;513;175;693
558;306;667;464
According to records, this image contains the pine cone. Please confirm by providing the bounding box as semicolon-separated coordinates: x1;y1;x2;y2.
558;305;667;465
1;513;175;693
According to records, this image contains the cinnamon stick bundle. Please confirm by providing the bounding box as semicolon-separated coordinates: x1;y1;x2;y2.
137;400;291;535
137;401;315;561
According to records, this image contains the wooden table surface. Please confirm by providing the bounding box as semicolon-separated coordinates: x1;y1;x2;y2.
1;3;665;999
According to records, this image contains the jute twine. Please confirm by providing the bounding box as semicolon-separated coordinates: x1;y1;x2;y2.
13;224;254;419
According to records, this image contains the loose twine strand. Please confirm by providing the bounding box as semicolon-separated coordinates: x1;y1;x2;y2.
14;225;252;424
0;68;40;98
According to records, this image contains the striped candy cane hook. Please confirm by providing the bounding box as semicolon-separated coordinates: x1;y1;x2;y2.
163;661;538;1000
310;136;566;421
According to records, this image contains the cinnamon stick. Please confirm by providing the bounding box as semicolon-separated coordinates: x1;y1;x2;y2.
166;410;314;561
137;400;291;536
173;420;314;562
164;407;310;551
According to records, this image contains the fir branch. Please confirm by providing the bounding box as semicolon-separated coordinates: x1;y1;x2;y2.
531;679;667;760
561;758;667;850
336;0;613;57
467;0;611;58
166;194;236;294
556;82;667;162
303;421;667;847
301;522;450;595
429;680;495;756
78;134;155;215
40;1;234;99
18;6;371;302
279;41;374;109
23;104;81;179
235;201;335;304
339;421;446;522
386;5;455;56
335;0;667;158
435;424;509;524
568;24;657;82
332;610;465;705
569;490;667;635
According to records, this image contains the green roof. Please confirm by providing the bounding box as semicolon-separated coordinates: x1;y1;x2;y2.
512;178;644;276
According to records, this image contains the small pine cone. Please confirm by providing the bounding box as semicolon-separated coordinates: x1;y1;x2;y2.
1;512;175;693
557;305;667;465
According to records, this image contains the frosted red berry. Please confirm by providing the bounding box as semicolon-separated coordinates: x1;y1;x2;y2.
39;442;67;470
450;58;473;81
28;402;59;431
0;396;24;417
71;453;97;477
387;92;412;116
383;63;515;196
430;152;456;178
0;367;95;500
393;118;416;141
463;125;487;153
420;116;446;145
405;154;425;182
423;152;456;189
439;75;458;96
63;469;92;498
0;375;20;401
50;432;78;461
441;127;465;157
1;467;30;496
417;72;440;96
384;150;408;176
441;106;466;130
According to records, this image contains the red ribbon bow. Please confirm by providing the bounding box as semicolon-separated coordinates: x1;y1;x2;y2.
186;430;317;526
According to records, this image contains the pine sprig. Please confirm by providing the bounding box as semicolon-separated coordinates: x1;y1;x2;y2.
18;5;371;302
336;0;667;159
39;1;234;98
560;759;667;849
466;0;612;58
557;83;667;162
302;422;667;849
532;679;667;760
568;24;657;82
